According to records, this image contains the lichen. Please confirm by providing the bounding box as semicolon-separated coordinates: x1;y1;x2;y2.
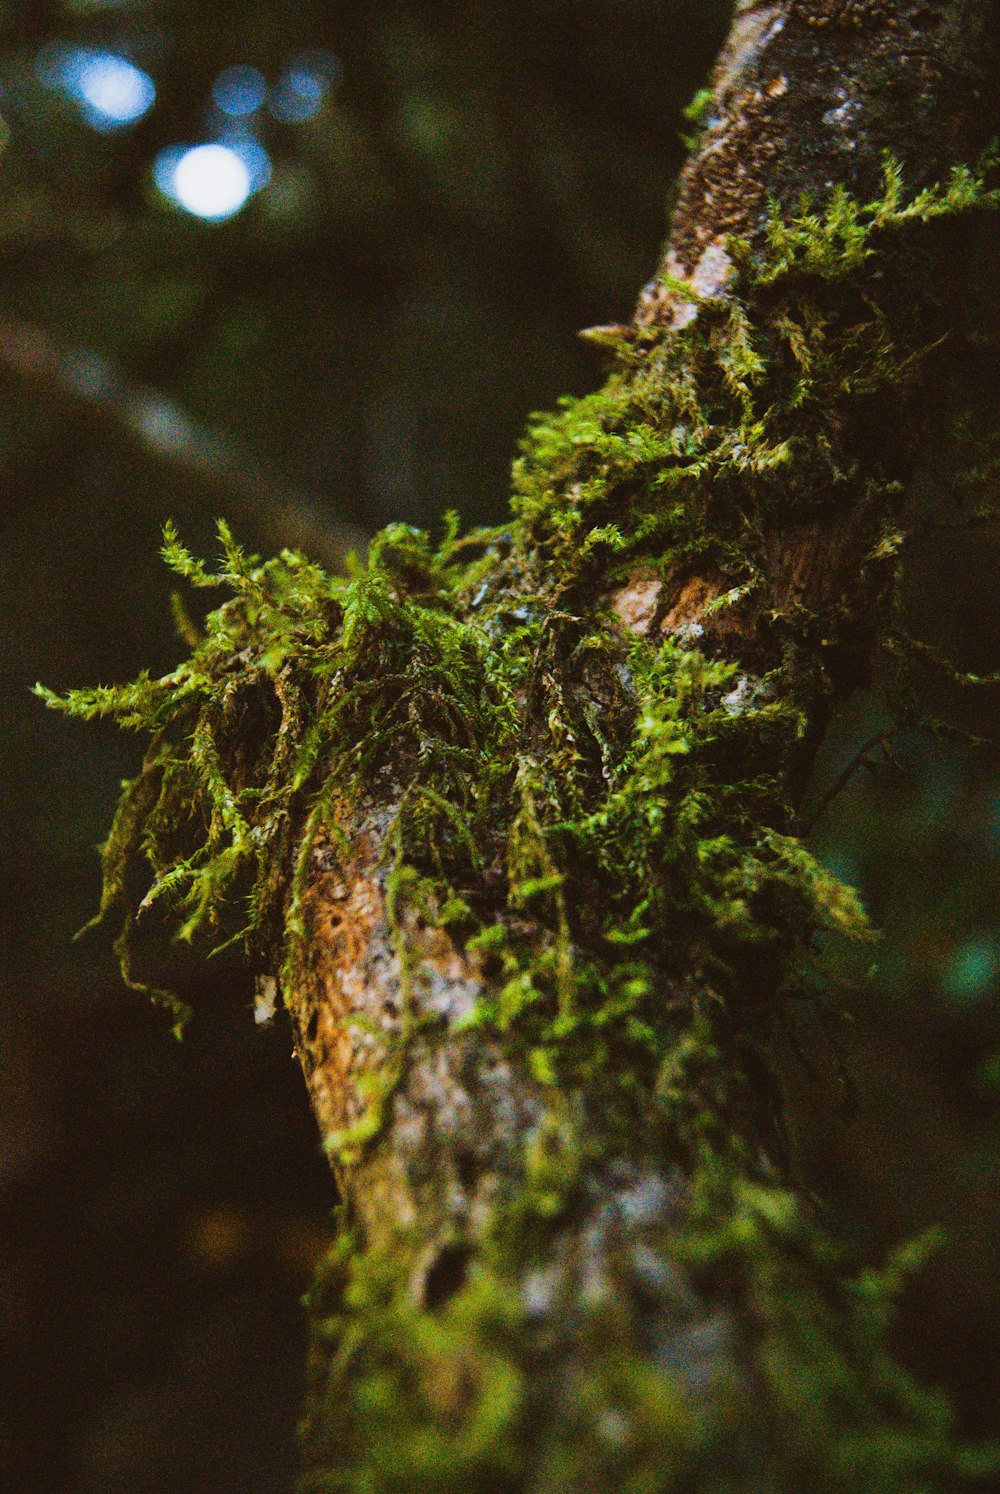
38;156;1000;1488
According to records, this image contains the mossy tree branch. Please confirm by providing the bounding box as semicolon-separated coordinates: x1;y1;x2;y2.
40;1;1000;1488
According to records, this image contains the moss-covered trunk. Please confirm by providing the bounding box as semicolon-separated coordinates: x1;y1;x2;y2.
42;1;1000;1488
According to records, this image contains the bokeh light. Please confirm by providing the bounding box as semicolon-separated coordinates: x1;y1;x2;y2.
942;937;1000;1004
213;64;267;118
37;46;155;132
268;49;342;124
222;132;273;192
154;142;253;222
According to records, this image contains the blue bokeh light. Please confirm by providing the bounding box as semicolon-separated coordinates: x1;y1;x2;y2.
223;133;273;193
37;46;155;132
212;64;267;118
268;50;342;124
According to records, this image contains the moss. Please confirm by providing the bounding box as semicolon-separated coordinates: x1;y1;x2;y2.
38;158;994;1010
300;1055;986;1493
301;1024;975;1490
680;86;716;152
38;158;1000;1488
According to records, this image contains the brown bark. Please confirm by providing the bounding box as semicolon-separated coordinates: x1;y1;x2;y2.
287;2;995;1485
640;0;987;325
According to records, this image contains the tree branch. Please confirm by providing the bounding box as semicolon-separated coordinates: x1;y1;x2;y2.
45;1;999;1487
288;5;996;1487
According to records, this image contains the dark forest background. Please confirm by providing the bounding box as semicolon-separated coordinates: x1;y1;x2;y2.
2;3;999;1491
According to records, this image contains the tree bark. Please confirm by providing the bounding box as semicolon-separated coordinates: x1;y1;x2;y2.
286;4;995;1489
43;1;998;1489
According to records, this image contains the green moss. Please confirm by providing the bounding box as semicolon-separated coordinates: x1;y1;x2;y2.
300;1142;989;1493
36;161;979;1000
301;1017;986;1492
39;157;997;1012
750;150;999;284
38;158;1000;1488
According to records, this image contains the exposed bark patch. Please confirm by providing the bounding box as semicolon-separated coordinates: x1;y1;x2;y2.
660;573;729;637
610;571;663;635
290;845;385;1143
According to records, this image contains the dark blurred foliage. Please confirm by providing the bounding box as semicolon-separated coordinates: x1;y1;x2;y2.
1;2;999;1491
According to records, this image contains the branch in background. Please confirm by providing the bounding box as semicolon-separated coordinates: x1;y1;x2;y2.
0;317;367;568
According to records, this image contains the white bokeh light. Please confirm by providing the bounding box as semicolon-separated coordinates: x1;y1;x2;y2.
156;143;252;222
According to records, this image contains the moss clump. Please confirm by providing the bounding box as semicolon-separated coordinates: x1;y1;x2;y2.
39;157;999;1489
40;156;994;1050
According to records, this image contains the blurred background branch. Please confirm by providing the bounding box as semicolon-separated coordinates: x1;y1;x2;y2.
0;314;364;565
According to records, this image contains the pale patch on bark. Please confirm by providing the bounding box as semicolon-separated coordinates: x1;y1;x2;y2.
610;571;663;634
714;2;785;100
659;241;736;330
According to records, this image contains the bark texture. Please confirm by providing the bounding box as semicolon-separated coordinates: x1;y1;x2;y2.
640;0;987;325
288;4;995;1488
